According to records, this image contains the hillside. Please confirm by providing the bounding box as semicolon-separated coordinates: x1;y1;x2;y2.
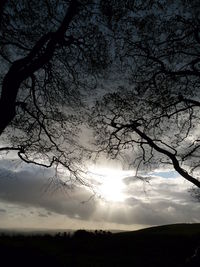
118;223;200;236
0;223;200;266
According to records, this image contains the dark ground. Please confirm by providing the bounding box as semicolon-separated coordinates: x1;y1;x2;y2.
0;223;200;267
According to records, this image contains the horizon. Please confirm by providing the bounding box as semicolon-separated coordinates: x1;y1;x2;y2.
1;159;199;231
0;222;199;235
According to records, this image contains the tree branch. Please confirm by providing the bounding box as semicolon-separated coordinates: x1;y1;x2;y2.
129;124;200;188
0;0;80;135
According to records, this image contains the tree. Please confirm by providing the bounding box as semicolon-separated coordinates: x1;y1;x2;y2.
2;0;200;192
0;0;112;182
90;0;200;189
0;0;155;183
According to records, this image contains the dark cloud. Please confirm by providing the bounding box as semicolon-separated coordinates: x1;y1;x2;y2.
0;162;97;221
124;197;141;205
123;176;139;185
38;213;49;217
0;208;6;213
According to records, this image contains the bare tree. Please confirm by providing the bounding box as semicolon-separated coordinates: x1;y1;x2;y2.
2;0;200;191
0;0;112;183
90;0;200;188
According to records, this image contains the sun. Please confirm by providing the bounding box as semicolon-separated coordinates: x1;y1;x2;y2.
99;175;125;202
89;167;126;202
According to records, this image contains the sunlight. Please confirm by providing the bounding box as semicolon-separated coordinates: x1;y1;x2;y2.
89;167;127;202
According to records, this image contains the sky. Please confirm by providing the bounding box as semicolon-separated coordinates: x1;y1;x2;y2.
0;156;199;232
1;0;200;233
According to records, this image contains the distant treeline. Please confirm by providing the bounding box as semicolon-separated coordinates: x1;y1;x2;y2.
0;228;112;239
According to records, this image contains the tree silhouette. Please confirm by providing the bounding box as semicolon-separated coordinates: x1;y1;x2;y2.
90;0;200;188
0;0;113;182
1;0;200;190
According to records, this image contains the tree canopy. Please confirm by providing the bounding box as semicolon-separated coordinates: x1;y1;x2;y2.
0;0;113;183
89;0;200;188
1;0;200;189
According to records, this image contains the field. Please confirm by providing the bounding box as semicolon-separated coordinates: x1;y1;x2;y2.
0;223;200;266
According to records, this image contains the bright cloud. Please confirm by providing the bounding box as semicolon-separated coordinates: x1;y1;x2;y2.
0;159;199;230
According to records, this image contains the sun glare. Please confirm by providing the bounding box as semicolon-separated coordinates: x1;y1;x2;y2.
89;167;127;202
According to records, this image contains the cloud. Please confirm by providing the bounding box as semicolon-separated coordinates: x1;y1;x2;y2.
108;175;200;225
123;175;151;185
0;161;97;221
38;213;49;217
0;208;6;213
0;159;200;228
89;173;200;226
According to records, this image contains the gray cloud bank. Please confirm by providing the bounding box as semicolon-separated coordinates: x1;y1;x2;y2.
0;161;96;221
0;159;200;227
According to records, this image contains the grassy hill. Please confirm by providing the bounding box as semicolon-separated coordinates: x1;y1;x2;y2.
0;223;200;266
